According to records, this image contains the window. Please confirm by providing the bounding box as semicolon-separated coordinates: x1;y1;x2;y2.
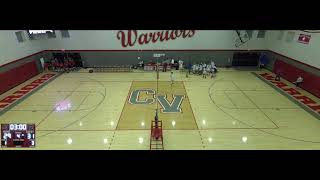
15;31;25;42
277;30;285;40
257;30;266;38
27;30;56;40
47;31;56;38
61;30;70;38
285;31;295;43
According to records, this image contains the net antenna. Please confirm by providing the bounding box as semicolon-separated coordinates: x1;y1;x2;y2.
234;30;251;47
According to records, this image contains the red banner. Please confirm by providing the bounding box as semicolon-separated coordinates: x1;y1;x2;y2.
298;34;311;44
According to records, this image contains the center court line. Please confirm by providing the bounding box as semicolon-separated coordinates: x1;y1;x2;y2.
108;131;116;150
197;130;206;149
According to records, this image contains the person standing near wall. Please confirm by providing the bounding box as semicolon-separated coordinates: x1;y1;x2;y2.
202;66;207;79
293;75;304;87
40;57;45;71
179;59;183;70
275;70;282;81
171;58;175;67
259;53;268;69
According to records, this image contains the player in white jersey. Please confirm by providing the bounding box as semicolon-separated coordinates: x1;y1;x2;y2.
211;61;218;73
170;71;174;86
202;63;207;69
202;67;207;78
198;64;203;75
195;64;199;74
211;61;215;68
206;64;211;73
192;64;196;74
211;65;216;78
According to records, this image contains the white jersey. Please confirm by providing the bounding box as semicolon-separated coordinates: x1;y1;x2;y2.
170;74;174;81
203;68;207;74
40;58;45;69
206;65;211;72
199;65;203;71
211;61;215;67
212;64;217;69
179;60;183;69
296;76;303;83
195;65;198;71
192;65;195;70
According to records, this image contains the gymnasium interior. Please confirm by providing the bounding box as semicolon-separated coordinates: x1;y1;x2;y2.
1;30;320;150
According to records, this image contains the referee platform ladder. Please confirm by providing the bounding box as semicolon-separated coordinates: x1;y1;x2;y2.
150;120;164;150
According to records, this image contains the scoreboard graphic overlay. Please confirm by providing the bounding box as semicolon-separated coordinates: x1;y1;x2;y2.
1;124;36;148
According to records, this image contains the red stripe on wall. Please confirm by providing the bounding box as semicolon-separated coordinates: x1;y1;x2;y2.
45;49;265;52
270;50;320;72
0;50;45;68
0;49;319;72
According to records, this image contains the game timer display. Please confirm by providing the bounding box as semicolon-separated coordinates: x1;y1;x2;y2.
1;124;35;148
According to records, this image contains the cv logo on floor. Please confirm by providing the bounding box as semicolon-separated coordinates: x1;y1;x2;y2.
128;89;184;113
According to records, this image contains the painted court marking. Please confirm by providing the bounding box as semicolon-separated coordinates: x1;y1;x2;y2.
0;74;57;114
117;81;197;130
207;74;320;144
254;72;320;119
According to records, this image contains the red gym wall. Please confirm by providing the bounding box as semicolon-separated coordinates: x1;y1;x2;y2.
1;48;320;99
0;51;45;95
273;59;320;98
0;61;40;94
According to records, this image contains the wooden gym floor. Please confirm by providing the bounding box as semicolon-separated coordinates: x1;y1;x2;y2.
1;67;320;150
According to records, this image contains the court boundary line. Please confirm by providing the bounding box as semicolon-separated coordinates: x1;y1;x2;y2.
208;79;301;111
36;81;83;127
0;73;61;117
6;90;105;112
36;127;279;132
208;79;320;144
118;81;198;130
252;72;320;120
182;81;199;130
36;76;108;138
231;81;280;128
116;81;133;130
108;131;116;150
208;79;280;130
